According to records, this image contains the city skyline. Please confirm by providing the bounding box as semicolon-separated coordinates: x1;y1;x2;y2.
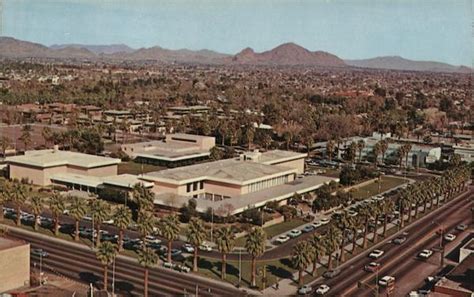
1;0;472;66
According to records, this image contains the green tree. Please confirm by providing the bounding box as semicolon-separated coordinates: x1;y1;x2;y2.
113;205;132;251
19;124;32;151
11;182;27;226
292;240;312;286
245;227;266;287
0;181;12;222
69;196;88;241
186;217;207;272
30;196;43;231
309;235;325;277
215;226;235;280
95;241;117;292
138;247;158;297
90;199;111;245
49;192;66;236
209;146;223;161
137;211;156;243
324;225;342;269
159;214;180;263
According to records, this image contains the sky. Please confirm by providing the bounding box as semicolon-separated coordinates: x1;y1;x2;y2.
1;0;472;65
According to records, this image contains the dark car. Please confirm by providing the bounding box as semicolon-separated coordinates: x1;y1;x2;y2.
323;269;341;279
393;236;407;244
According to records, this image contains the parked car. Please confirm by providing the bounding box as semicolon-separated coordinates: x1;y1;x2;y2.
182;243;195;253
418;249;433;259
323;269;341;279
103;218;114;225
288;229;302;238
298;285;313;295
378;276;395;287
31;248;49;257
199;243;212;252
456;224;467;231
315;284;330;295
163;262;176;269
348;210;358;217
444;234;456;242
393;236;407;245
176;264;191;273
311;221;322;229
320;218;331;225
145;235;161;244
364;262;381;272
368;249;384;259
301;225;314;233
170;249;182;257
275;235;290;244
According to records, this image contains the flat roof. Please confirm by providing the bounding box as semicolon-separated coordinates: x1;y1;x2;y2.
50;173;104;188
102;174;154;188
0;237;28;251
154;175;338;214
7;149;121;168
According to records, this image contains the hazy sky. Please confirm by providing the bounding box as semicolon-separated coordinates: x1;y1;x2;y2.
2;0;472;65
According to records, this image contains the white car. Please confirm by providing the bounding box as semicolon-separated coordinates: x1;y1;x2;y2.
275;235;290;244
378;276;395;287
288;229;302;238
444;234;456;242
145;235;161;244
418;249;433;259
368;249;384;259
103;218;114;225
320;218;331;225
315;284;330;295
311;221;322;229
298;285;312;295
182;243;195;253
199;243;212;252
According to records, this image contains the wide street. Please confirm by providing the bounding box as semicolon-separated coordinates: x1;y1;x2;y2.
307;187;473;296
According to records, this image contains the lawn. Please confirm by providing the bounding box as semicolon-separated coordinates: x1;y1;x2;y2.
234;218;307;247
118;162;165;175
351;176;406;200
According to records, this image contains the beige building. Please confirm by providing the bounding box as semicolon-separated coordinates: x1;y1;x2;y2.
6;147;121;187
141;150;337;214
121;134;216;167
0;237;30;293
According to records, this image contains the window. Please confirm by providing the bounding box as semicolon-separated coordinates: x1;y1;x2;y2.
200;181;204;189
186;183;191;193
193;182;198;191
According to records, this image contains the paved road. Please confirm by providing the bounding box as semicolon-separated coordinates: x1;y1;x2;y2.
307;187;473;296
8;227;246;296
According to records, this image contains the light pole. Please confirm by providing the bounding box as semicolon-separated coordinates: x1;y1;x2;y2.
238;248;242;286
39;253;43;286
432;220;445;268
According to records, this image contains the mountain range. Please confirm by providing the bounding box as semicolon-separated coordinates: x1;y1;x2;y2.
0;37;470;73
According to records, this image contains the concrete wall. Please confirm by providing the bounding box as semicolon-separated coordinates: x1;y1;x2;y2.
0;243;30;293
204;180;243;197
85;165;118;177
271;158;305;174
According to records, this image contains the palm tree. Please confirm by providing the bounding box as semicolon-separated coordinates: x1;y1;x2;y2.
334;211;353;262
245;227;266;288
186;217;207;272
19;124;32;151
113;206;132;251
357;140;365;162
49;192;66;236
90;199;111;246
159;214;180;263
133;184;154;213
351;217;364;253
11;182;27;226
403;143;412;168
357;204;372;249
137;211;156;242
69;196;88;241
30;196;43;231
309;235;325;277
215;226;235;280
0;135;11;157
0;181;12;222
381;199;394;237
292;240;312;286
372;142;382;167
324;225;342;269
95;241;117;292
398;194;410;228
326;140;335;162
380;139;389;165
371;202;383;242
138;247;158;297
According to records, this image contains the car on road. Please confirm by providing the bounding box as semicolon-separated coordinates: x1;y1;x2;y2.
298;285;313;295
182;243;195;253
145;235;161;244
311;221;322;229
364;262;381;272
444;233;456;242
323;268;341;279
301;225;314;233
348;210;358;217
103;218;114;225
163;262;176;269
176;264;191;273
288;229;302;238
315;284;330;295
418;249;433;259
393;236;407;245
275;235;290;244
199;243;212;252
320;218;330;225
378;276;395;287
31;248;49;257
171;249;182;257
426;276;442;283
368;249;384;259
456;224;467;231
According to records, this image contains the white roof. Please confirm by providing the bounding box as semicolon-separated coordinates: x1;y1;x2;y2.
102;174;154;188
6;149;121;168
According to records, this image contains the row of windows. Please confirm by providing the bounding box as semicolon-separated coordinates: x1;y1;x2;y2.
246;174;291;194
186;181;204;193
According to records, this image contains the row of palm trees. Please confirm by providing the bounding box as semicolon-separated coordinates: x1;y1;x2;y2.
291;165;470;286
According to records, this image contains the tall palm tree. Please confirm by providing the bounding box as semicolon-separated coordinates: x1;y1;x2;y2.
90;199;111;246
351;217;364;253
292;240;312;286
215;226;235;280
334;211;353;262
113;205;132;251
30;196;43;231
68;196;88;241
186;217;207;272
398;194;410;228
326;140;335;162
380;139;389;165
0;181;12;222
403;143;412;169
159;214;180;263
138;247;158;297
357;204;373;249
324;225;342;270
371;202;383;242
137;211;156;242
309;235;325;277
245;227;266;288
49;191;66;236
357;140;365;163
372;142;382;167
95;241;117;292
381;199;394;237
11;182;27;226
